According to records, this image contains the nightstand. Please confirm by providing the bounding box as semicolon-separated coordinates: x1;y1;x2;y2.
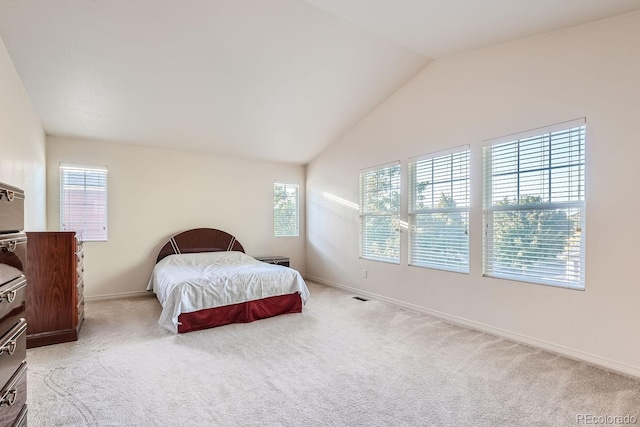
254;256;290;267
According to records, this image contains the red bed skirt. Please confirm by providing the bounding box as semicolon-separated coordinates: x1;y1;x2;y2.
177;292;303;333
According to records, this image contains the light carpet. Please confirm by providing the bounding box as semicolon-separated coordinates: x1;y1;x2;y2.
26;282;640;426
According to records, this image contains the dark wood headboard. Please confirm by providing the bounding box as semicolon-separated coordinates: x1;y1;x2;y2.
156;228;245;263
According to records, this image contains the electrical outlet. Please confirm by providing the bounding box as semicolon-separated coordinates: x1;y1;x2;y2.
361;269;367;278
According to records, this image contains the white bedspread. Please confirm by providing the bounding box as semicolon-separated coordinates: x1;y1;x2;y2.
147;251;310;333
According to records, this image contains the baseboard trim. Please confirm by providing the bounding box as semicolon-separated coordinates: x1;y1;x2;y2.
27;328;78;349
85;290;153;302
305;275;640;380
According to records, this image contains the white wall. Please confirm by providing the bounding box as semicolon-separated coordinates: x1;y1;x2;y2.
306;12;640;375
46;136;306;298
0;37;46;229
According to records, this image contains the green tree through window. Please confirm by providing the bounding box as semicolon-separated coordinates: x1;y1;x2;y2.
492;196;574;272
360;162;400;263
409;148;469;272
274;183;299;237
483;120;585;288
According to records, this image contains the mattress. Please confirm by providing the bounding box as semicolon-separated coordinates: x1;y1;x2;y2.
147;251;310;333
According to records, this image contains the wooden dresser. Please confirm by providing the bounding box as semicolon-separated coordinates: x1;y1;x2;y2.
0;183;28;426
26;231;84;348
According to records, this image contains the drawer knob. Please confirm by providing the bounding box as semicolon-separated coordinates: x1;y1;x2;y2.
0;279;26;304
0;240;17;252
0;290;17;303
0;339;17;356
0;389;17;406
0;190;15;202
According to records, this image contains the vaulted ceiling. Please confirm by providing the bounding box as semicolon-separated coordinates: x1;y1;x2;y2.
1;0;639;164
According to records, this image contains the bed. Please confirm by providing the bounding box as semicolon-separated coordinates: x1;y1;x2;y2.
146;228;310;333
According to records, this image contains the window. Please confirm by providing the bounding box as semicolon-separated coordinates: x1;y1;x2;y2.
359;162;401;263
60;164;108;241
274;183;299;237
483;119;585;289
409;148;470;273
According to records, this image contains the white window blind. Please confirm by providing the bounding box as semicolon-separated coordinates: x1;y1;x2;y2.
483;119;585;289
60;164;108;242
409;148;469;273
359;162;401;264
274;183;299;237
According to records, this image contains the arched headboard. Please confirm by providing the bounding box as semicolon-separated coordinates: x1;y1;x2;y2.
156;228;245;263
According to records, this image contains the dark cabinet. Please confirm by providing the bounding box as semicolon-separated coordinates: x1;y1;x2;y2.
26;231;84;348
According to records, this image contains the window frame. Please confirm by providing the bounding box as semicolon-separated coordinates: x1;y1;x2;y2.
482;119;586;289
359;161;401;264
408;146;470;273
273;182;299;237
59;163;109;242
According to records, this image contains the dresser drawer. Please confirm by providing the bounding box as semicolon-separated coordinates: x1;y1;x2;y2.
77;297;85;327
0;234;27;287
75;249;84;269
0;320;26;390
0;361;27;426
0;278;26;335
12;403;26;427
77;279;84;304
0;184;24;234
77;257;84;278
